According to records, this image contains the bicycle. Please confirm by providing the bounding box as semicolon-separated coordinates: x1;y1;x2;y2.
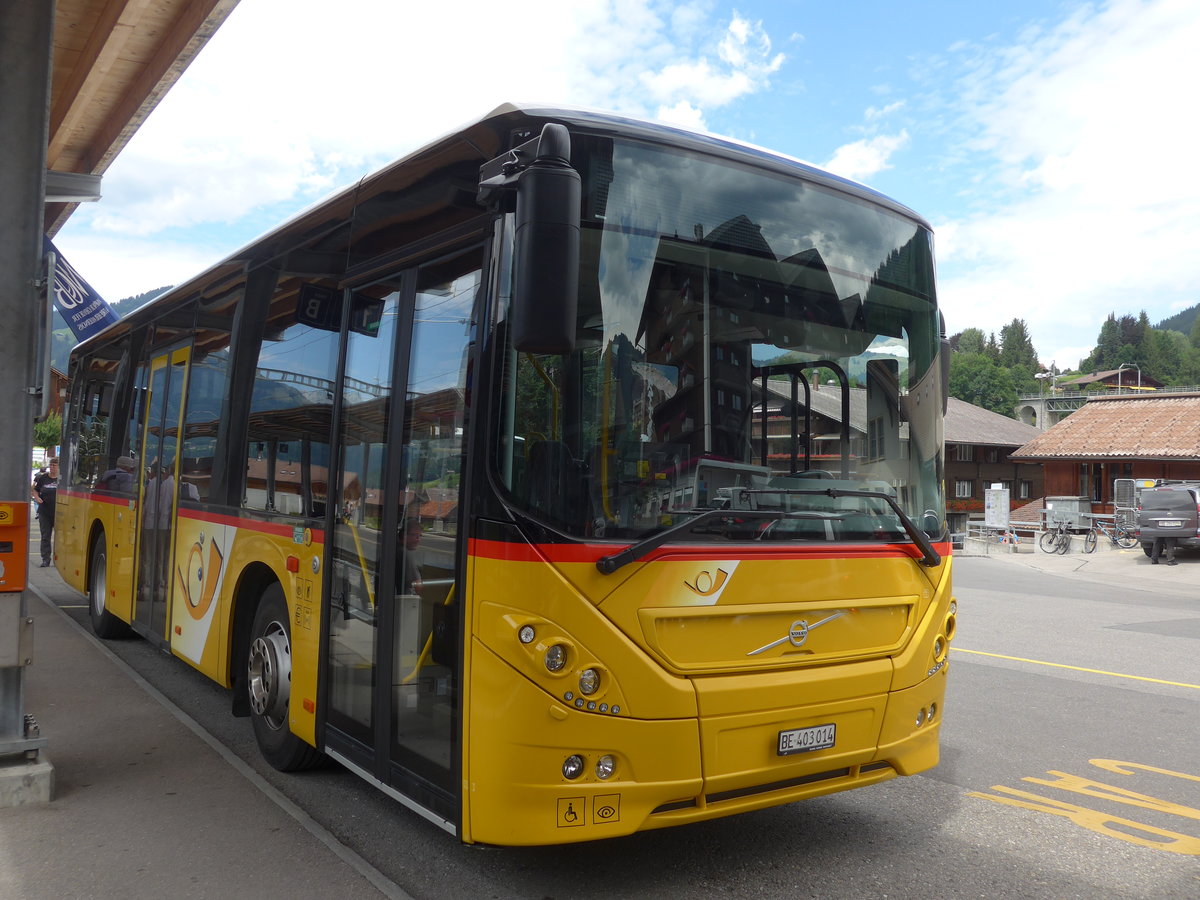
1038;519;1072;554
1083;517;1139;553
989;527;1020;545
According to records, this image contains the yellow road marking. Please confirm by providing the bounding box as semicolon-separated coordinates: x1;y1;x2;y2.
955;648;1200;690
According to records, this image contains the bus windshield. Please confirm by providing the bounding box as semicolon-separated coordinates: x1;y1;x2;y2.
496;134;944;544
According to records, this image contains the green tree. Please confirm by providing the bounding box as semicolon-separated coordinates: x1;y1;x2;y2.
948;352;1017;417
953;328;987;355
984;332;1000;361
1145;329;1187;384
999;318;1039;369
33;411;61;455
1008;362;1040;398
1080;314;1121;371
1189;315;1200;350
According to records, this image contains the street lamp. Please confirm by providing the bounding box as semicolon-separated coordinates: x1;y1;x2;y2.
1117;363;1141;391
1034;371;1057;393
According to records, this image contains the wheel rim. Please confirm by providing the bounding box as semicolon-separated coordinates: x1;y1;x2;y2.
248;621;291;730
90;551;107;618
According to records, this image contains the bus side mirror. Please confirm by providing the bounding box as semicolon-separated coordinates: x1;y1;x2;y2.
510;123;580;354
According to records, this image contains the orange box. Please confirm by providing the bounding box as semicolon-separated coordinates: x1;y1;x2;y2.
0;502;30;592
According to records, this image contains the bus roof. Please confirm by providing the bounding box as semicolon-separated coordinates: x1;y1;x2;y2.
71;102;932;360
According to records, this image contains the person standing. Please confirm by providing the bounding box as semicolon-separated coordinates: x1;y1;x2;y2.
31;457;59;567
1150;535;1178;566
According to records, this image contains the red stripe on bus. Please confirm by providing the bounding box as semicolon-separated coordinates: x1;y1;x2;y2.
61;489;129;507
468;538;951;564
61;490;325;544
177;508;326;543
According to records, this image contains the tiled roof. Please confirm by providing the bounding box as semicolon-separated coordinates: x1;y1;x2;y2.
1011;393;1200;460
1009;498;1045;524
944;397;1041;447
763;381;867;432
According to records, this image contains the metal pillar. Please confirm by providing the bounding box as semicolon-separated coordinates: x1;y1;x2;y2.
0;0;55;801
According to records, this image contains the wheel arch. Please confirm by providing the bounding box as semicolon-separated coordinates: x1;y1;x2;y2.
84;519;107;592
228;560;284;717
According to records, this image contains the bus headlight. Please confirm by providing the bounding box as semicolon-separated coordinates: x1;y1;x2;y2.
563;755;585;779
595;755;616;780
545;644;567;672
932;635;947;662
578;667;600;695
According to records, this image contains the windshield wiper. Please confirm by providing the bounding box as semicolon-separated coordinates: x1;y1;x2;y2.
595;488;941;574
596;509;781;575
758;487;941;568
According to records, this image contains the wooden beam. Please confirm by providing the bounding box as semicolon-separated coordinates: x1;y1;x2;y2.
82;0;239;174
46;0;147;169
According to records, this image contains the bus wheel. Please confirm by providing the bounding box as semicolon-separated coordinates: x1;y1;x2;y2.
88;536;130;639
247;584;323;771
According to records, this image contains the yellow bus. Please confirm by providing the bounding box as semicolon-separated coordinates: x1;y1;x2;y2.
58;103;954;845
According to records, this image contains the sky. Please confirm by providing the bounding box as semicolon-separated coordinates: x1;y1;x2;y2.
56;0;1200;372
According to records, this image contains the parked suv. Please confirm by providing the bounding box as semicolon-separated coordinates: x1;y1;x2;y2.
1136;483;1200;556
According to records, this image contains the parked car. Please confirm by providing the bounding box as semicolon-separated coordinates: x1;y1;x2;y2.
1135;484;1200;556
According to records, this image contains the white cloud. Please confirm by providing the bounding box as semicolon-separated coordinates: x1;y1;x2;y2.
934;0;1200;368
822;131;909;182
865;100;904;121
656;100;708;130
639;12;784;110
60;0;788;301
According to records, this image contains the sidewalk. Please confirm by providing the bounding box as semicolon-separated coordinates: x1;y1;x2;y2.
957;534;1200;592
0;561;406;899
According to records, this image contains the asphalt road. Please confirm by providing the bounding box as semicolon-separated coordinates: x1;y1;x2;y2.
43;554;1200;899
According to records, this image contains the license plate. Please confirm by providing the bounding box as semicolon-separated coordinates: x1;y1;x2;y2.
1160;520;1183;527
777;723;836;756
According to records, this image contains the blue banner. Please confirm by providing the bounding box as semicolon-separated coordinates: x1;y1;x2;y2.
43;235;119;341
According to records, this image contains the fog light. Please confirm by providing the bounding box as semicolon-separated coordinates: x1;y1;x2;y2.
933;636;947;662
579;667;600;695
915;707;926;727
928;702;938;721
519;625;536;644
563;755;585;779
545;644;567;672
596;754;616;780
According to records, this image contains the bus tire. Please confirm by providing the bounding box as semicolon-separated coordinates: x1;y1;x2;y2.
247;583;323;771
88;536;131;639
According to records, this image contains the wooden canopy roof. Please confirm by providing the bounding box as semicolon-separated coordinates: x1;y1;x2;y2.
45;0;239;234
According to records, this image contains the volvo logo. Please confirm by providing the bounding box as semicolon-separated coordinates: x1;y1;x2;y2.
747;611;846;656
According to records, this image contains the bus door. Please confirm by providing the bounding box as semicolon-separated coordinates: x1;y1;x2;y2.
325;248;479;824
132;345;190;642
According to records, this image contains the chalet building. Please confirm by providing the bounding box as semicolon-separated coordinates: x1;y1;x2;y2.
756;384;1043;534
1011;392;1200;512
1064;368;1163;392
758;378;866;474
944;397;1043;534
